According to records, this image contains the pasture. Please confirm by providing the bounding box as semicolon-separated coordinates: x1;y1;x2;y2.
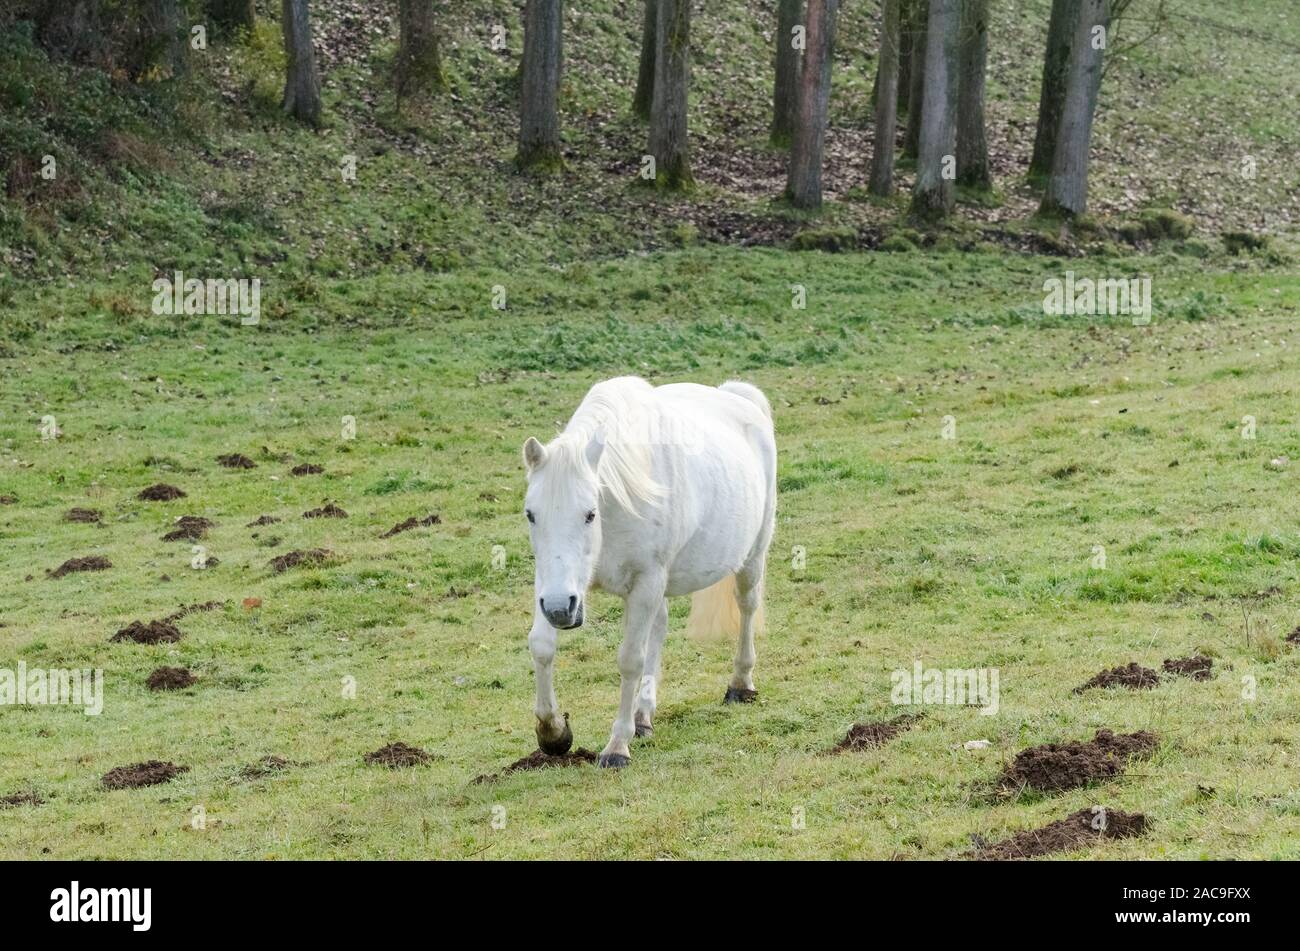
2;249;1298;858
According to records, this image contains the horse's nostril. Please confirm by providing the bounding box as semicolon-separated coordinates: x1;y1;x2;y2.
539;597;546;613
567;595;577;614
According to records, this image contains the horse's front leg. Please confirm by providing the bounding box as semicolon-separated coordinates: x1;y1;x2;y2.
599;575;665;769
529;606;573;755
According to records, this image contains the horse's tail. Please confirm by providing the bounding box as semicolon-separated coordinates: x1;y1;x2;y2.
686;575;764;641
719;380;773;423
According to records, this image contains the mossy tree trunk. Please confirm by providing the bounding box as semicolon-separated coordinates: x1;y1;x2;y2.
395;0;445;102
1028;0;1079;182
785;0;839;210
517;0;564;171
281;0;322;126
1040;0;1108;217
632;0;657;120
956;0;991;190
647;0;692;189
868;0;901;196
770;0;804;147
909;0;958;221
902;0;928;158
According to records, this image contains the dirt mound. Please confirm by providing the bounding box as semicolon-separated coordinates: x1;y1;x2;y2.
48;556;111;578
161;515;213;541
832;715;921;753
64;507;102;523
381;513;442;537
164;600;225;622
240;755;294;780
0;494;16;504
303;503;347;519
1286;626;1300;644
216;453;256;469
102;761;189;790
290;463;324;476
1000;730;1159;794
364;742;432;768
971;807;1148;860
268;548;332;573
138;483;186;501
246;514;281;527
1162;655;1213;680
1073;662;1160;693
111;619;183;644
474;748;598;783
146;666;196;690
0;791;43;808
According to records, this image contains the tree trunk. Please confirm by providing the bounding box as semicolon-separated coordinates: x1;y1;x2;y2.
632;0;657;120
1040;0;1108;217
898;0;916;113
207;0;255;34
517;0;564;170
909;0;958;220
647;0;692;189
1028;0;1079;181
281;0;322;125
770;0;803;146
395;0;445;101
868;0;901;196
902;0;928;158
956;0;990;189
785;0;839;210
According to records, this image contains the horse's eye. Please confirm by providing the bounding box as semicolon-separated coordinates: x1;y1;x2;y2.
525;510;535;524
585;510;596;524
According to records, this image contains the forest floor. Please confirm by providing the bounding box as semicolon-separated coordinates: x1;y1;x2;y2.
1;249;1298;858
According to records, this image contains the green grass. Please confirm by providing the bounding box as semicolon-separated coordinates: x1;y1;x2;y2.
1;248;1298;858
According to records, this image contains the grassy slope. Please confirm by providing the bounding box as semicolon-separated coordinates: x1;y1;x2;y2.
1;249;1298;858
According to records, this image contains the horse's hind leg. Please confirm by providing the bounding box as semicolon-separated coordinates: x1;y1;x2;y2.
634;599;669;739
724;560;764;703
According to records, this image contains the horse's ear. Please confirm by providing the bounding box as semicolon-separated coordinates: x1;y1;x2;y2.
522;436;546;471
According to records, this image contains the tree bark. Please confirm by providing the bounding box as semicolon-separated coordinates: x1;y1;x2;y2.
281;0;322;125
517;0;564;169
395;0;445;101
207;0;256;35
647;0;692;189
770;0;803;146
1040;0;1108;217
785;0;839;210
633;0;657;120
909;0;958;220
956;0;990;189
1028;0;1079;181
902;0;928;158
898;0;916;113
868;0;901;196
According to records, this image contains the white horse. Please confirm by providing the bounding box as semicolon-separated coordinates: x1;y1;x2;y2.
521;376;777;768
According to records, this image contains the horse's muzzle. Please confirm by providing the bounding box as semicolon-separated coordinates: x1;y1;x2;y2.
542;596;584;629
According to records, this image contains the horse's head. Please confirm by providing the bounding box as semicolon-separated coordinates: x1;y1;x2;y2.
521;434;603;629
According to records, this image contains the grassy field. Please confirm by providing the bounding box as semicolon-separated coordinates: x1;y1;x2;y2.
2;248;1298;859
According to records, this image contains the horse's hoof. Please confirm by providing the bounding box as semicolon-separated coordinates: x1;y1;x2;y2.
723;687;758;704
634;720;654;739
536;713;573;756
597;752;631;770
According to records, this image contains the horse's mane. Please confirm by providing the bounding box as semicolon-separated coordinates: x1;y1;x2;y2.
551;376;665;515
